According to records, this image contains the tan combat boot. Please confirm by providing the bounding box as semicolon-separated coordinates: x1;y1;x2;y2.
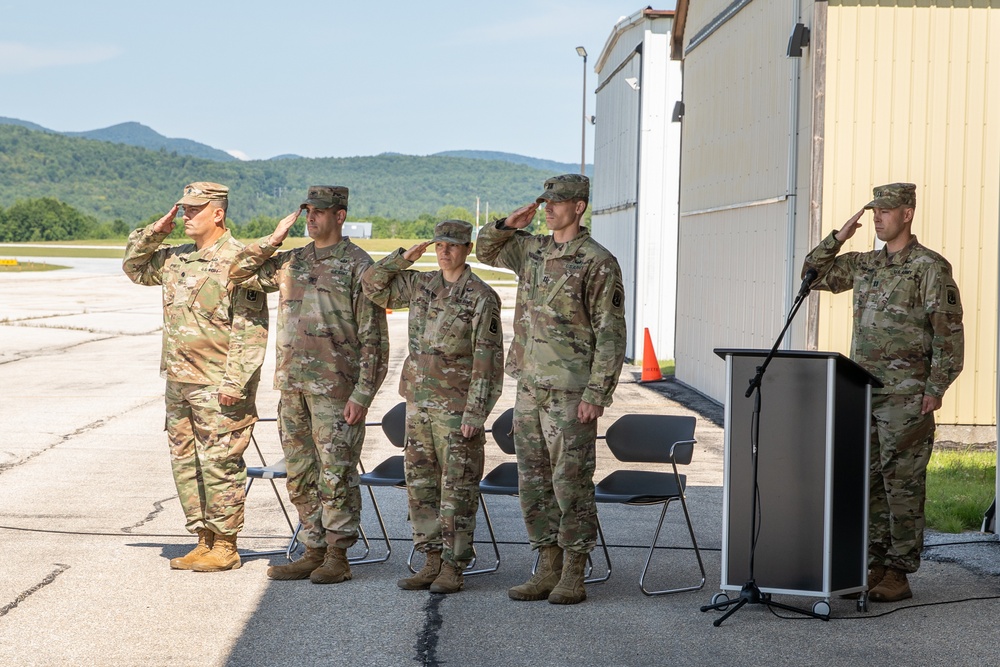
429;562;464;594
508;545;563;601
267;546;326;580
548;550;588;605
398;551;443;590
309;546;352;584
170;528;215;570
191;534;241;572
868;567;912;602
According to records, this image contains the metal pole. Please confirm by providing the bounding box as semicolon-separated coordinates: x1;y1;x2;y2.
577;46;588;175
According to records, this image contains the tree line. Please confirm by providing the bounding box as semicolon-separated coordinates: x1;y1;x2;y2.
0;197;518;243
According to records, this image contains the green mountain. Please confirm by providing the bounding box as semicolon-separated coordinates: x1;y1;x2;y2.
433;150;592;177
0;124;555;223
0;117;236;162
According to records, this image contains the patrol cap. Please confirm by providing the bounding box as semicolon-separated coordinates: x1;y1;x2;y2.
176;182;229;206
302;185;349;210
864;182;916;210
432;219;473;245
536;174;590;203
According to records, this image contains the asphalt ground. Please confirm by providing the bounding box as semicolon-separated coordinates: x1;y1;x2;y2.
1;257;999;667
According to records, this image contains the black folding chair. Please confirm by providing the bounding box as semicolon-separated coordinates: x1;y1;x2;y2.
593;414;706;595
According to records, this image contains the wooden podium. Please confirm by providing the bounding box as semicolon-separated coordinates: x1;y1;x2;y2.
714;349;882;604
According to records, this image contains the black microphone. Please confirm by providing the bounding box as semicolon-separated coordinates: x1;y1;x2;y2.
797;268;819;299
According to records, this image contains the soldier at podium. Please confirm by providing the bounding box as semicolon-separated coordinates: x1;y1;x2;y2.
803;182;964;603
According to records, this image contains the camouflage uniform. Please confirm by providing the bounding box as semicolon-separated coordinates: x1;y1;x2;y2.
229;187;388;550
123;197;268;538
803;185;964;573
476;177;627;555
361;222;504;567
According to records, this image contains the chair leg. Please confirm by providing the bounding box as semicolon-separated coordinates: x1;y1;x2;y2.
464;494;500;576
349;485;393;565
585;514;612;584
639;497;706;596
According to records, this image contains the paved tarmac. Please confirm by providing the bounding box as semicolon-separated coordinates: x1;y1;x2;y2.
1;258;998;667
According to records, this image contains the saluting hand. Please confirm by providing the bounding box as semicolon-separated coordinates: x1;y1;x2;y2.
504;203;539;230
403;240;433;262
151;205;179;234
835;208;867;243
269;208;303;246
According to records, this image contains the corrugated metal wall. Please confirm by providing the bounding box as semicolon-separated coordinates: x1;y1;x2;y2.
821;2;1000;426
676;0;813;402
593;22;643;360
593;14;682;362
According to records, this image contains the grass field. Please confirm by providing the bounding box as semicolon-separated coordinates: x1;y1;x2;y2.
0;259;68;272
0;238;515;282
926;448;996;533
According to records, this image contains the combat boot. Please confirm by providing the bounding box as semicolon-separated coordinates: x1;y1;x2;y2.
170;528;214;570
868;567;912;602
191;534;241;572
841;563;885;600
508;545;563;601
267;546;326;580
547;550;588;605
309;546;352;584
398;551;442;590
429;562;464;594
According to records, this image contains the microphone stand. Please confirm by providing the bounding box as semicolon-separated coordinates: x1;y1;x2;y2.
701;274;829;626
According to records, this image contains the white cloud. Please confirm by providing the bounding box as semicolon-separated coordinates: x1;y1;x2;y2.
0;41;122;75
226;149;251;161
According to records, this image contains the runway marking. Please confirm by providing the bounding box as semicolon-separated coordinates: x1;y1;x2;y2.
0;563;71;618
414;594;444;666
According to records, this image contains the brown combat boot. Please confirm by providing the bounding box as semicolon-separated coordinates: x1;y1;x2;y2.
548;550;588;605
309;546;352;584
170;528;214;570
267;546;326;581
869;567;912;602
429;562;464;594
191;534;241;572
398;551;443;590
508;545;563;601
841;563;886;600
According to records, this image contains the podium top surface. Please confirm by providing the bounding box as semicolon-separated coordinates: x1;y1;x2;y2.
713;348;883;388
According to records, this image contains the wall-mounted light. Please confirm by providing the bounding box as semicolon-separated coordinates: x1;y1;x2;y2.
625;77;639;91
787;23;810;58
671;101;684;123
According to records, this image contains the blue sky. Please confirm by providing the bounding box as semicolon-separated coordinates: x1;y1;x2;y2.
1;1;674;163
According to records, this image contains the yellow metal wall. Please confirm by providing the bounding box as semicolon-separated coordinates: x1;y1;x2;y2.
821;2;1000;425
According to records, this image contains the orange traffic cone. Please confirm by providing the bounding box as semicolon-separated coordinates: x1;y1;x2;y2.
640;328;664;383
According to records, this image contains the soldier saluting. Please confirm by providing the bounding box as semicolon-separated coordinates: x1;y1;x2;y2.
476;174;627;605
803;182;964;602
362;219;504;594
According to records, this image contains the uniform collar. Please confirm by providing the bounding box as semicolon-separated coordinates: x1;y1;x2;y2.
547;227;591;258
879;234;919;265
431;264;473;296
311;237;352;261
185;230;232;262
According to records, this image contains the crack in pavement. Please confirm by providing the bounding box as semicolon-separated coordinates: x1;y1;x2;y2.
0;563;71;619
122;496;176;533
0;396;161;476
414;594;444;666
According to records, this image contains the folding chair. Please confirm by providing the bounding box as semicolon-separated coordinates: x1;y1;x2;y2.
592;414;706;595
242;418;300;560
355;401;408;565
